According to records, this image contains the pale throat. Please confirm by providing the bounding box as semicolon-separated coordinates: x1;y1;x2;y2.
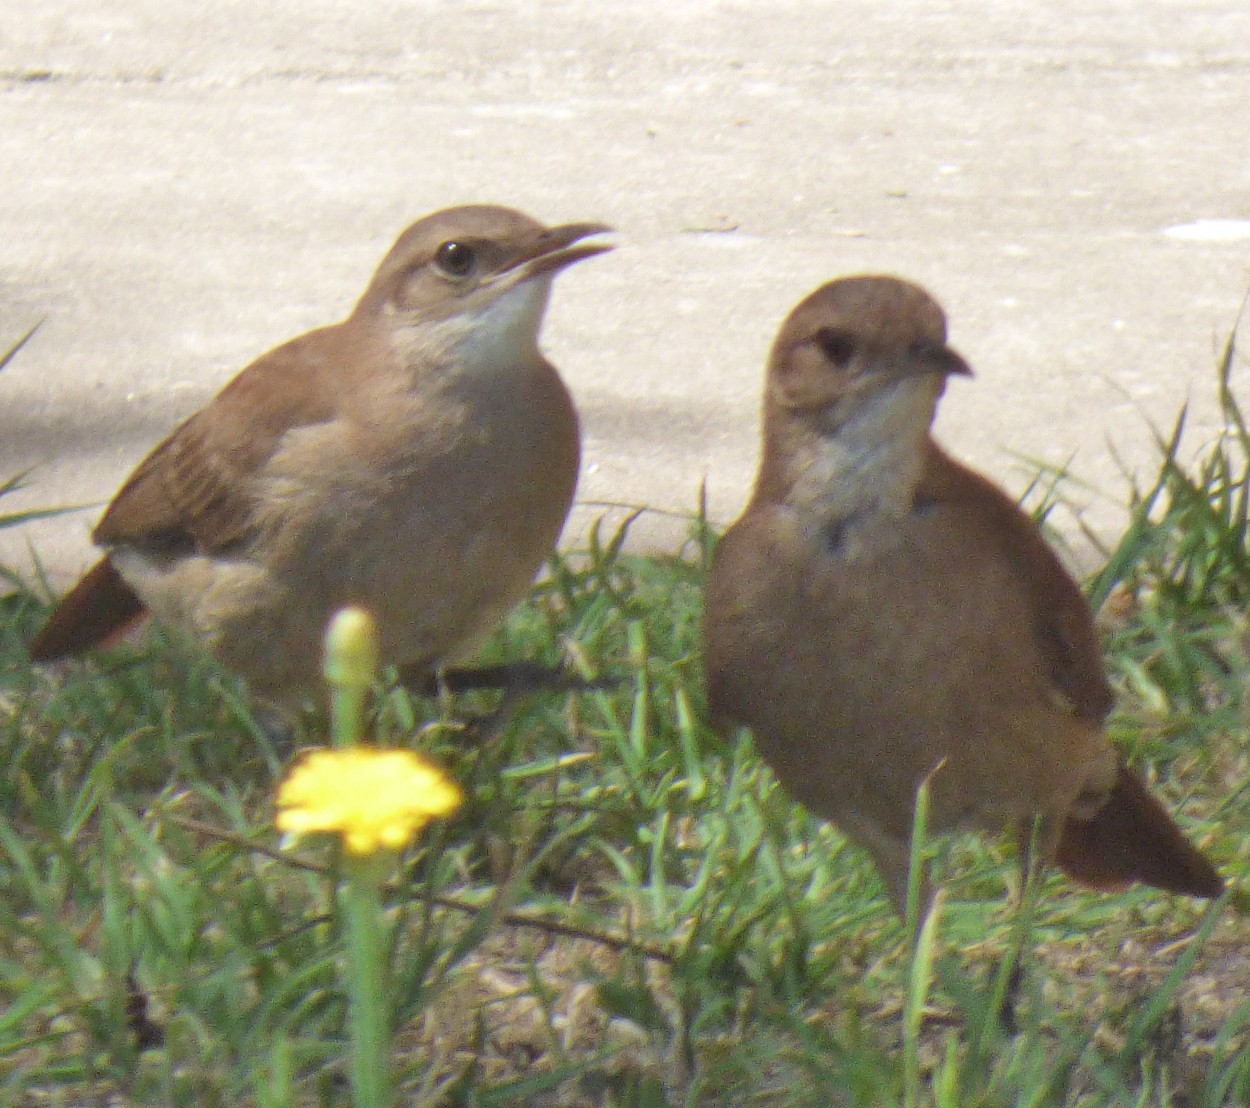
386;277;552;385
787;376;940;549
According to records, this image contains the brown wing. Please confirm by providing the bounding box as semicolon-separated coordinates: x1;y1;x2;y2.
30;323;354;660
918;444;1114;723
919;446;1220;898
93;326;346;554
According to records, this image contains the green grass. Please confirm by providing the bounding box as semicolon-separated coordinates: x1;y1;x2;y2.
4;346;1250;1104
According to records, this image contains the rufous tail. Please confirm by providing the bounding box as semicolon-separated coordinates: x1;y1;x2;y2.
1056;759;1222;898
29;557;147;661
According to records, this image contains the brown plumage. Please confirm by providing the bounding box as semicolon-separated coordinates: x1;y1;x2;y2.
704;275;1221;913
31;205;611;703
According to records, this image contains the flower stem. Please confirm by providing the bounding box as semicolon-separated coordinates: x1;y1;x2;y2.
322;607;392;1105
342;854;391;1108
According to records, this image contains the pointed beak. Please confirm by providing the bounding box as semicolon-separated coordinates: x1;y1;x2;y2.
887;340;973;381
498;222;615;284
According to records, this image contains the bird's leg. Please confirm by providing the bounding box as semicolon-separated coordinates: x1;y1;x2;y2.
460;681;533;748
996;814;1050;1032
399;660;621;698
394;660;619;747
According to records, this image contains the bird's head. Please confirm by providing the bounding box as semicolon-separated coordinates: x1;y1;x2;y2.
356;205;613;365
754;276;972;516
764;275;971;436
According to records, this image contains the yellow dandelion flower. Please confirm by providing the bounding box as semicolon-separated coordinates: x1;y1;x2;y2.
276;747;462;856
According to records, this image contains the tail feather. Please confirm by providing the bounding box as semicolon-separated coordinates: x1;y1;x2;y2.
1056;759;1222;899
29;557;147;660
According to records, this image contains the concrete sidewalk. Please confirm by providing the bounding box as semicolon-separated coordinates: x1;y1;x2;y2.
3;0;1250;586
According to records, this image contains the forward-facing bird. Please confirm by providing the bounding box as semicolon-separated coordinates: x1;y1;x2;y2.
704;275;1222;914
31;205;611;704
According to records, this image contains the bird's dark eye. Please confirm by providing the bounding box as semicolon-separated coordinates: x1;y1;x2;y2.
435;240;476;277
813;327;856;366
